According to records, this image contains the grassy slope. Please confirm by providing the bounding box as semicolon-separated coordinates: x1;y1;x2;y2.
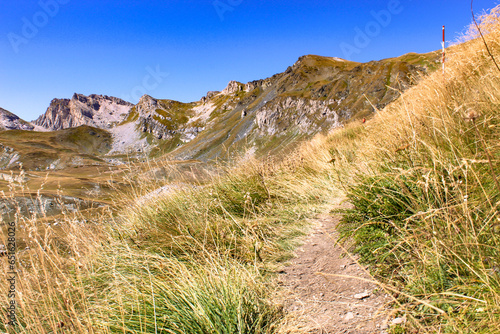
329;11;500;333
0;153;337;333
0;125;112;170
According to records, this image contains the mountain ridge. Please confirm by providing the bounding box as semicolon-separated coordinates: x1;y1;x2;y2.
1;51;440;167
160;51;440;160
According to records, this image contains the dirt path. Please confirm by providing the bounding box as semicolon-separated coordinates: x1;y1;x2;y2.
279;210;394;333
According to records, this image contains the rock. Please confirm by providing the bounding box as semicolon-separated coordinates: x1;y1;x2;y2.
391;317;406;325
344;312;355;321
220;80;244;95
0;172;28;183
201;90;220;103
353;292;370;300
255;97;341;136
134;96;203;143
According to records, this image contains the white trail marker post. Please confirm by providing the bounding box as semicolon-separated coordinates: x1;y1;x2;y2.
442;25;446;74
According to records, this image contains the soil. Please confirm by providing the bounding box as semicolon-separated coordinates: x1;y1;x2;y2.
279;208;394;333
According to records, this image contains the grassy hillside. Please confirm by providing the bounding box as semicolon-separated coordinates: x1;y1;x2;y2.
330;9;500;332
1;7;499;333
0;125;112;170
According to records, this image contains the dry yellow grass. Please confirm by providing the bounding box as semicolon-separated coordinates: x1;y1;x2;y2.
326;6;500;333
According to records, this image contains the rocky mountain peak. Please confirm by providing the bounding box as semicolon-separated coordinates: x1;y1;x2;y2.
33;93;134;131
220;81;245;95
136;95;159;115
0;107;34;131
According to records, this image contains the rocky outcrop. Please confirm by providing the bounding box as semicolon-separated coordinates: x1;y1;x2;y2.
255;97;343;135
201;91;220;103
0;143;20;169
220;81;244;95
134;95;204;142
0;107;34;131
139;117;170;140
33;93;133;130
0;195;101;222
244;78;274;92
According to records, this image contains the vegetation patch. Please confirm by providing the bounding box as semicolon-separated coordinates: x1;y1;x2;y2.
335;10;500;332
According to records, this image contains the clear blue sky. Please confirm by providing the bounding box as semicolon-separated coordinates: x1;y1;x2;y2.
0;0;497;121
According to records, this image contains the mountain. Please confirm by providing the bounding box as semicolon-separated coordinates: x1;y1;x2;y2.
128;52;440;160
4;51;439;167
0;107;34;131
33;93;133;130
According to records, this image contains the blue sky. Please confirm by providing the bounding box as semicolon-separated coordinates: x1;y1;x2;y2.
0;0;497;121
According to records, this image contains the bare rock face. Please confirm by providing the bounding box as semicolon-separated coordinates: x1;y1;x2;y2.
255;97;342;136
33;93;133;130
0;107;34;131
135;95;172;140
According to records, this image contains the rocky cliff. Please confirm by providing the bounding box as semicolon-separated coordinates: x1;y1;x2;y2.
0;107;34;131
33;93;133;130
